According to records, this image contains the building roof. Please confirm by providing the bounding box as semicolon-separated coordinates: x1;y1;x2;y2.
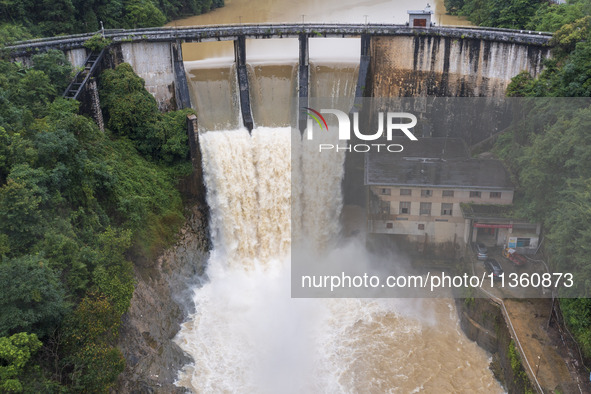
364;138;514;190
460;204;537;227
460;203;515;219
408;4;433;14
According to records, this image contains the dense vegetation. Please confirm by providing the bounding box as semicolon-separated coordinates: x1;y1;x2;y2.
448;0;591;361
0;47;193;391
445;0;589;31
0;0;223;39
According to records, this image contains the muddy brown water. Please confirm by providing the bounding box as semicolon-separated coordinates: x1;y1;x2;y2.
165;2;503;393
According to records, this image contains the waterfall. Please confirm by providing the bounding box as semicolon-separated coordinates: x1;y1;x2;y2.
175;56;502;393
174;126;346;392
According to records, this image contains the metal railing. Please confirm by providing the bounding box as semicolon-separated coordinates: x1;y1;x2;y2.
4;23;553;57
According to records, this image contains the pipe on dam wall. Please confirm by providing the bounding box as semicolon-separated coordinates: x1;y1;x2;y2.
370;35;550;97
181;114;206;202
355;34;371;100
172;40;192;110
234;36;254;132
298;33;309;133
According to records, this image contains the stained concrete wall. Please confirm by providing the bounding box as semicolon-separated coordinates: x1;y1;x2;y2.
65;48;88;69
119;42;176;111
370;35;550;97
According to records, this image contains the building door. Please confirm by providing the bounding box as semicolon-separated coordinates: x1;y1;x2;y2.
476;227;497;246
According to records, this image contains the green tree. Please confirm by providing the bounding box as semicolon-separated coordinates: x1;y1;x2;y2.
560;298;591;358
31;50;73;93
0;332;42;393
13;69;56;117
124;0;167;28
0;23;32;48
527;2;585;32
100;63;159;138
0;255;68;338
63;293;125;392
100;63;193;163
550;16;591;60
452;0;546;29
0;178;44;253
444;0;465;15
36;0;77;36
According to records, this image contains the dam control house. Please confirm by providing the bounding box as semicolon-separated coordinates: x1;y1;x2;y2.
365;138;540;255
407;4;434;28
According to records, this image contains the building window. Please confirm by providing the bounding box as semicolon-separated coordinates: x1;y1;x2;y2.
469;191;481;198
516;238;531;247
380;188;391;195
418;224;425;230
442;190;454;197
400;188;412;196
380;201;390;215
421;189;432;197
490;192;501;199
399;201;411;214
441;203;453;216
386;222;393;229
420;202;431;215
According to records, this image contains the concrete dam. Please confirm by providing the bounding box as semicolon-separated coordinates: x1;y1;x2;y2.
6;23;555;392
7;24;552;120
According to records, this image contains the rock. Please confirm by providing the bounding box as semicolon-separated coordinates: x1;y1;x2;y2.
116;203;209;393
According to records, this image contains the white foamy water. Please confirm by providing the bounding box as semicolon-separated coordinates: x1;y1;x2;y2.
174;127;503;393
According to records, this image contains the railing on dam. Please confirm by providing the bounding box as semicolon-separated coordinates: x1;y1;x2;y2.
4;23;553;56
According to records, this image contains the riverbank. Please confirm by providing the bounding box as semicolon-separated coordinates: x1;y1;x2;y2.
116;204;209;392
456;290;591;393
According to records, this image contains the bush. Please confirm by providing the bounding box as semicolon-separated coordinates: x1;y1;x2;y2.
100;63;192;164
83;33;112;53
0;332;43;392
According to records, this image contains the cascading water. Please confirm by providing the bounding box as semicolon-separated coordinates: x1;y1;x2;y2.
185;63;241;131
174;125;503;392
175;34;502;392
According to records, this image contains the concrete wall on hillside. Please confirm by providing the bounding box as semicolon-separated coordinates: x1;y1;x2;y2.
118;42;176;111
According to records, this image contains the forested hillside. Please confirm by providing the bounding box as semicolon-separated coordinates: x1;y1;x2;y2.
0;2;210;388
0;0;224;39
445;0;588;31
446;0;591;362
0;47;194;391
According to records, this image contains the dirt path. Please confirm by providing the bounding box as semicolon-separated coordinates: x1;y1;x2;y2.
503;298;587;393
470;251;590;393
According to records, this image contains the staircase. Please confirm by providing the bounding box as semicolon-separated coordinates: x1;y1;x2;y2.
62;48;106;100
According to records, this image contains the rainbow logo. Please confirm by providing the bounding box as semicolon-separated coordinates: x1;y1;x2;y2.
302;107;328;131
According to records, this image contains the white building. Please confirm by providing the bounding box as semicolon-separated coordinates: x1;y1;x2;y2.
365;138;538;254
407;4;433;28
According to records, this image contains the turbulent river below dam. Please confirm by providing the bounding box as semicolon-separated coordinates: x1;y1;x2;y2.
168;0;504;392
